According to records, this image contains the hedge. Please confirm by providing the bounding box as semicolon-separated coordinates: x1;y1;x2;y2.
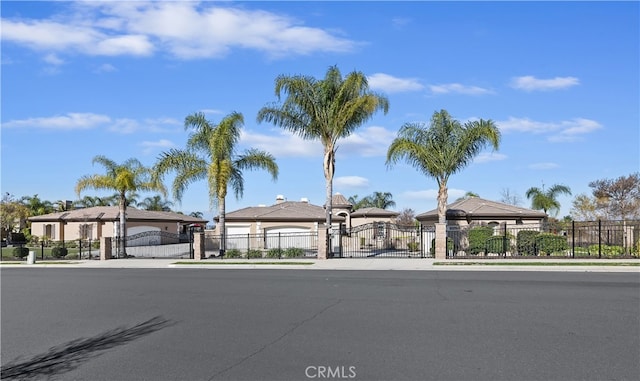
468;226;493;255
517;230;539;256
535;233;568;256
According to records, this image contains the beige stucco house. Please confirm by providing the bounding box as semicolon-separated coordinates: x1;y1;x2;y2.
29;206;208;242
416;197;547;228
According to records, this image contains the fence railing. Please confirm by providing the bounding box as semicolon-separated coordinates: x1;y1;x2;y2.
0;239;100;261
446;220;640;258
203;231;318;259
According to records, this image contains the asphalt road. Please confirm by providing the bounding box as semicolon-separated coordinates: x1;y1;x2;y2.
1;269;639;381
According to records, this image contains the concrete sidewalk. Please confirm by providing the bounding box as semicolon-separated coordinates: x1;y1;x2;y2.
1;257;639;272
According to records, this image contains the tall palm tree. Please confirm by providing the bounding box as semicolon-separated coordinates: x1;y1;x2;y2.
525;183;572;217
386;109;501;224
138;195;173;211
76;156;166;257
257;65;389;254
153;111;278;255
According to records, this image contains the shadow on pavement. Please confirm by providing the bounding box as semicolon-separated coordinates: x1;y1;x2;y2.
0;315;175;380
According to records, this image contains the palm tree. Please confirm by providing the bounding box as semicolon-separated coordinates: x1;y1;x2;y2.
386;109;501;224
138;195;173;211
456;191;480;202
189;211;204;219
76;156;166;257
525;183;572;217
20;194;54;216
74;195;113;208
369;191;396;210
257;65;389;255
153;111;278;256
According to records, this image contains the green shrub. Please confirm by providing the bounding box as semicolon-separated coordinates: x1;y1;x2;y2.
247;249;263;259
225;249;243;258
51;247;68;258
284;247;304;258
535;233;568;256
517;230;540;256
407;241;420;252
13;247;29;259
587;244;625;258
359;237;366;248
468;226;493;255
266;248;284;258
486;236;509;254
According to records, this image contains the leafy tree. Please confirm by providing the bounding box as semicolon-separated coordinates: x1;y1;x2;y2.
153;111;278;255
386;109;500;224
1;193;30;238
138;195;173;211
76;156;166;257
570;194;600;221
257;65;389;253
525;183;572;217
73;195;115;208
589;172;640;220
54;200;74;212
348;191;396;210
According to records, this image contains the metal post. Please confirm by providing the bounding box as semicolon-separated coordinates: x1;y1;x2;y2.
278;232;282;259
503;224;507;258
419;224;424;259
41;240;45;261
79;239;82;260
598;219;602;259
571;220;575;258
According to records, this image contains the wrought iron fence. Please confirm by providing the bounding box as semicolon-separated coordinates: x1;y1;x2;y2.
0;239;100;261
446;220;640;258
203;231;318;259
335;223;435;258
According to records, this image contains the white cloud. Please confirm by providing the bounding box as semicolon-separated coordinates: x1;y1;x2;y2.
334;176;370;189
140;139;176;155
428;83;494;95
339;126;396;157
1;2;357;60
95;63;117;73
2;113;111;130
474;152;507;163
528;162;559;170
497;117;602;142
200;109;225;115
43;53;64;65
510;75;580;91
367;73;423;93
240;129;322;157
403;188;467;201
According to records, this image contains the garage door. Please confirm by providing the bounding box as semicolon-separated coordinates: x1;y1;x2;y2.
265;227;314;249
226;225;250;250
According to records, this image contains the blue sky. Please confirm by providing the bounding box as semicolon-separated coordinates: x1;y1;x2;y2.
2;1;638;222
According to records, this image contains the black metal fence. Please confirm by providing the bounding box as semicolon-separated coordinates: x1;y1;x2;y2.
335;223;435;258
203;231;318;259
113;231;193;259
0;239;100;261
446;220;640;258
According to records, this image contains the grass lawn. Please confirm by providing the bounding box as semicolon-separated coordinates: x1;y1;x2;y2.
173;261;313;266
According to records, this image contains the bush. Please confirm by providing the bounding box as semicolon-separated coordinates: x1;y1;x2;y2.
587;244;625;258
51;247;68;258
517;230;540;256
468;226;493;255
9;232;27;244
266;248;284;258
486;236;508;254
247;249;263;259
535;233;568;256
284;247;304;258
13;247;29;259
407;241;420;252
225;249;242;258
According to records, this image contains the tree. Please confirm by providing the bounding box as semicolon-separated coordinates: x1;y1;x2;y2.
138;195;173;211
73;195;114;208
525;183;572;217
570;194;600;221
257;65;389;255
20;194;54;216
1;193;30;238
386;109;500;224
396;208;417;227
76;156;166;257
588;173;640;220
153;111;278;255
189;211;204;219
348;191;396;210
500;188;522;206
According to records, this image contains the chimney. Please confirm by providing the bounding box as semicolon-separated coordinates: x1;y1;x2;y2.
300;197;309;203
276;195;285;204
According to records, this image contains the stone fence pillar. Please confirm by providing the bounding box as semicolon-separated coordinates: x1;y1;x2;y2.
434;223;447;260
317;226;328;260
100;237;112;260
193;232;206;260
